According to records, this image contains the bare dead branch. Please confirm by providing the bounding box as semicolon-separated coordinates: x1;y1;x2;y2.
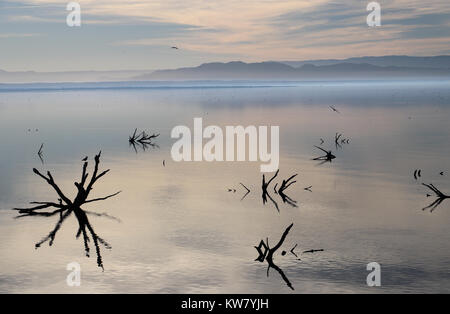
33;168;72;205
422;183;450;212
129;129;160;152
262;170;280;211
240;183;250;193
255;223;294;290
37;143;44;164
35;209;72;248
313;146;336;163
84;210;122;223
277;174;298;208
85;191;122;204
13;152;120;269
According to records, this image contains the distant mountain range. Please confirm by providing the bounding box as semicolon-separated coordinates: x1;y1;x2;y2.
1;55;450;83
137;57;450;81
279;55;450;69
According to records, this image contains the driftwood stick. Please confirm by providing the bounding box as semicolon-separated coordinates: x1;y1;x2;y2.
240;183;250;193
422;183;450;212
85;191;122;204
32;168;72;205
35;209;72;248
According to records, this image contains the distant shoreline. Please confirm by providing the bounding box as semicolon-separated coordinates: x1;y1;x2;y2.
2;56;450;84
1;79;449;93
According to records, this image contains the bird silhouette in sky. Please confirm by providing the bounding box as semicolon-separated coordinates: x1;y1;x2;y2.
329;105;340;114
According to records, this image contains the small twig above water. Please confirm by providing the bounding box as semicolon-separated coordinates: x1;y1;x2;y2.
422;183;450;212
302;249;324;254
129;128;160;152
37;143;44;164
313;146;336;164
277;174;298;208
239;183;251;201
335;133;350;150
262;170;280;212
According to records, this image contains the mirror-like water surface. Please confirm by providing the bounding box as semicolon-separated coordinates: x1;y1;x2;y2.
1;80;450;293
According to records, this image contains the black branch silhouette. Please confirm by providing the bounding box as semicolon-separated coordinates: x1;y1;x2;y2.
261;170;299;211
254;223;294;290
277;174;298;207
129;128;160;152
313;146;336;165
37;143;44;164
13;151;121;270
302;249;324;254
262;170;280;211
335;133;342;149
239;183;251;201
422;183;450;212
334;133;350;150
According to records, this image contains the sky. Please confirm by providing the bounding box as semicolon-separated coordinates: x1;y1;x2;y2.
0;0;449;71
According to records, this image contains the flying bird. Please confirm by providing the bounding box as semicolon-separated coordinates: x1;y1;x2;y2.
163;160;166;167
329;105;340;114
171;46;179;50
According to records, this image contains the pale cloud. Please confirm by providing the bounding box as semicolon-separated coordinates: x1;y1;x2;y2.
6;14;58;23
2;0;449;70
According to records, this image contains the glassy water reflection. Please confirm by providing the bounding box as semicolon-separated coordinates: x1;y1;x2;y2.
1;80;450;293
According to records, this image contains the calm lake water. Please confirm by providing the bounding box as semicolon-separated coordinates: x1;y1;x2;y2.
1;80;450;293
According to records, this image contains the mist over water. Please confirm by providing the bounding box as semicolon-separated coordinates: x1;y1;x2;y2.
1;80;450;293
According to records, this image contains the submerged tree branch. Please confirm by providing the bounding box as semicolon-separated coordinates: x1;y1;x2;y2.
12;152;120;269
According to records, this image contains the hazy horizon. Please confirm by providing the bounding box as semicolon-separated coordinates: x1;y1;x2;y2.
1;55;450;84
0;54;449;74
